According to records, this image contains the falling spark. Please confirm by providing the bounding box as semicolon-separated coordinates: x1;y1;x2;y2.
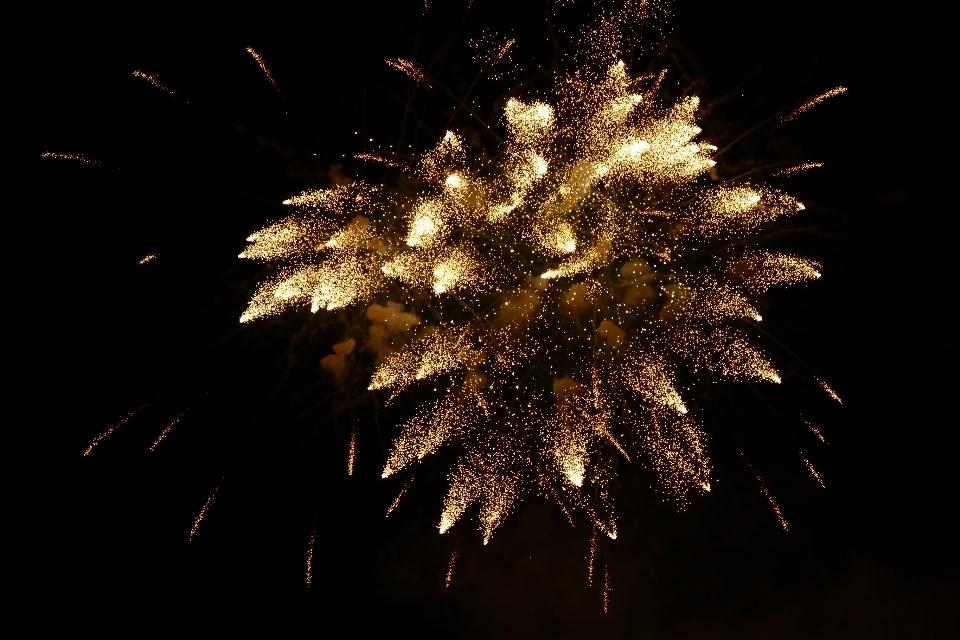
385;475;414;517
588;528;597;586
781;87;848;124
816;376;842;404
245;46;281;94
131;69;175;96
355;152;409;169
603;563;611;614
83;406;146;456
773;161;824;177
41;152;102;166
138;253;159;265
149;410;186;451
805;420;827;443
306;521;317;588
347;425;357;476
445;548;459;589
385;58;431;88
799;451;825;488
742;452;788;531
190;474;227;541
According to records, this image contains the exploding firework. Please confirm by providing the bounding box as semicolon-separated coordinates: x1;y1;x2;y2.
236;0;842;555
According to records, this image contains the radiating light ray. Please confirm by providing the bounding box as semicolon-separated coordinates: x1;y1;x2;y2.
83;406;146;456
781;87;848;124
355;152;410;169
138;253;159;265
445;547;458;589
741;451;788;531
347;425;357;476
603;563;611;614
588;527;597;586
41;152;103;166
773;161;824;177
816;376;842;404
149;410;186;451
805;420;827;444
190;473;227;541
132;69;175;96
385;474;414;517
306;521;317;588
799;451;825;488
245;46;281;94
385;58;431;88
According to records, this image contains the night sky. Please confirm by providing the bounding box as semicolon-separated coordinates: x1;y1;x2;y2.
21;1;956;635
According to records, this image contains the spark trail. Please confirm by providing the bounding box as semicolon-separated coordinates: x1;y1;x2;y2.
132;69;175;96
190;473;227;541
83;406;146;456
245;47;281;95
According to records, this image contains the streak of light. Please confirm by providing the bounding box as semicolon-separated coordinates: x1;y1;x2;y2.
347;425;357;476
190;473;227;541
741;451;788;531
385;58;431;88
306;521;317;588
41;152;102;166
773;162;824;177
83;406;146;456
782;87;848;124
245;46;281;94
816;376;842;404
445;548;458;590
805;420;827;443
132;69;175;96
603;563;610;614
385;475;414;517
149;410;185;451
799;451;825;488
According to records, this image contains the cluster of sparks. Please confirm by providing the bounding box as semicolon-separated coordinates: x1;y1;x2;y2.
40;151;103;166
239;37;840;546
132;69;176;97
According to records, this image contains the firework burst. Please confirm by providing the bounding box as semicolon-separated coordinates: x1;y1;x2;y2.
236;1;840;552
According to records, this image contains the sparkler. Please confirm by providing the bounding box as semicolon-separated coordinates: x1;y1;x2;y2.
238;1;841;554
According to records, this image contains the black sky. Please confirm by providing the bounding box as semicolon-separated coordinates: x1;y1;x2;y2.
19;0;956;636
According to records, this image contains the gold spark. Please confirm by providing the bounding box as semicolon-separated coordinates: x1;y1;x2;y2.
385;58;431;88
799;451;825;488
805;420;827;444
816;376;842;404
41;152;103;166
149;411;185;451
773;161;824;177
131;69;175;96
603;563;611;613
245;46;281;94
306;522;317;588
138;253;158;265
742;452;788;531
83;406;146;456
782;87;848;124
347;425;357;476
190;474;227;541
445;548;458;589
588;528;597;585
385;475;414;517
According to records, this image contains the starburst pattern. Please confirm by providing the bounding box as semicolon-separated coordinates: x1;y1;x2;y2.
235;1;841;551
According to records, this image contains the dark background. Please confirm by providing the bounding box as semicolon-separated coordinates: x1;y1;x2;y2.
18;0;956;636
